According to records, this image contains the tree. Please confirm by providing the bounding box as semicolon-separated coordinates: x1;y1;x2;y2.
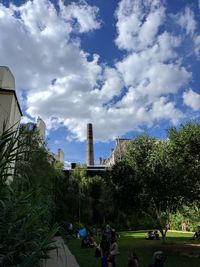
110;161;138;216
168;121;200;202
14;123;56;187
124;122;200;240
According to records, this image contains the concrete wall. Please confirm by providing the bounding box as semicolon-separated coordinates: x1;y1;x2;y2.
0;66;15;90
0;92;21;133
105;139;131;167
0;67;22;182
0;92;13;132
55;148;65;164
36;117;46;142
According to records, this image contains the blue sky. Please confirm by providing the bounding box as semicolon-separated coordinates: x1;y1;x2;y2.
0;0;200;164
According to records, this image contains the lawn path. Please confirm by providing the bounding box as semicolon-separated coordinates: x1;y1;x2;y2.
42;236;80;267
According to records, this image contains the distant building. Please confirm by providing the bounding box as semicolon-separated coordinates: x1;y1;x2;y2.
0;66;22;133
36;117;46;144
54;148;65;164
105;138;131;167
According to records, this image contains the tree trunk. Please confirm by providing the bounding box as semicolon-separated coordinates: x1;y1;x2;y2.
159;227;168;242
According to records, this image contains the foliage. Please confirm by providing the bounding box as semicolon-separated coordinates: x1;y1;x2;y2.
170;204;200;231
0;188;58;266
54;166;114;226
109;122;200;237
110;160;139;217
0;126;59;266
14;124;56;187
0;126;19;183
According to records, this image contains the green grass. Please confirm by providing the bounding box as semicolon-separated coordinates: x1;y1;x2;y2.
67;231;200;267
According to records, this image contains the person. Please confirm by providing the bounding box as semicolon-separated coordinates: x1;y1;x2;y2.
79;227;87;238
107;237;119;267
81;233;96;248
68;222;73;235
154;231;160;240
145;231;155;240
185;222;189;231
81;236;89;248
166;221;172;230
191;225;200;240
106;223;111;239
76;231;80;239
111;228;119;240
127;251;139;267
182;222;186;232
100;234;110;267
147;251;166;267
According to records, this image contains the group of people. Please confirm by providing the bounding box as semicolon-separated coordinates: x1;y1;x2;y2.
79;224;168;267
74;223;168;267
81;232;96;248
94;224;119;267
145;230;160;240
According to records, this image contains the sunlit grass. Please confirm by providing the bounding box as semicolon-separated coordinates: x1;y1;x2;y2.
67;231;200;267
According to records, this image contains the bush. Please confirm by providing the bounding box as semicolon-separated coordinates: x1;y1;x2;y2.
0;126;58;266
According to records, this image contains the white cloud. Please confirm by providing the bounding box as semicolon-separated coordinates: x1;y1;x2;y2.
175;7;196;36
20;116;35;124
0;0;194;142
194;35;200;58
115;0;165;52
59;0;101;33
150;97;184;125
183;89;200;111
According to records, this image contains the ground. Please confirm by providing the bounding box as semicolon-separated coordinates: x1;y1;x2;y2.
67;231;200;267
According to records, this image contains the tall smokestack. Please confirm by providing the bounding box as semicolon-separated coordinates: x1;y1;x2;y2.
87;123;94;166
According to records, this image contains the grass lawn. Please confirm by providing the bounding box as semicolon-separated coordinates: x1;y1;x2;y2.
67;231;200;267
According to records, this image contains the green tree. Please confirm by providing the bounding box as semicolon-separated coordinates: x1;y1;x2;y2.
129;122;200;240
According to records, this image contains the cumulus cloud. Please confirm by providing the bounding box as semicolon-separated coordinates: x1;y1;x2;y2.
59;0;101;33
194;35;200;58
183;89;200;111
115;0;165;52
175;7;196;36
0;0;195;142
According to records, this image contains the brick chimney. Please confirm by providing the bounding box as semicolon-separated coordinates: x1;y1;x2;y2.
87;123;94;166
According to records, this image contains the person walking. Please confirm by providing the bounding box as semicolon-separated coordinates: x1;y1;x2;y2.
107;237;119;267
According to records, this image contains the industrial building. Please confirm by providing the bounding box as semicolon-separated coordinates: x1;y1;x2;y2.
105;138;131;167
54;148;65;164
0;66;22;133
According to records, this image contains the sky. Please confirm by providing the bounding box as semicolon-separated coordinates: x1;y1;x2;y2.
0;0;200;164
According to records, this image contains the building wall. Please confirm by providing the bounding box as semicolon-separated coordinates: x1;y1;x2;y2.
0;67;21;133
0;67;22;182
55;148;65;164
0;66;15;90
13;99;21;130
105;139;131;167
36;117;46;142
0;92;14;132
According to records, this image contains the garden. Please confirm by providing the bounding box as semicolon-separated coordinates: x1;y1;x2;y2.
1;121;200;266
